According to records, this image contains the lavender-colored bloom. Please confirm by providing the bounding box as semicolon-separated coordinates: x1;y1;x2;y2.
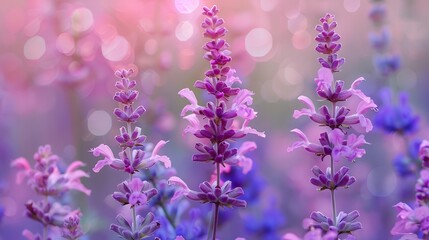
369;28;390;51
391;202;429;236
283;229;338;240
373;54;401;76
311;210;362;234
310;166;356;191
168;177;246;208
293;68;376;132
416;170;429;204
91;141;171;174
112;178;158;207
11;145;91;197
315;14;345;72
393;154;416;177
369;4;386;25
110;212;160;240
62;214;84;240
25;200;78;228
420;140;429;168
374;88;419;135
288;129;368;162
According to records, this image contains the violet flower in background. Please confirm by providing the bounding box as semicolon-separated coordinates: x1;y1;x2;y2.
91;69;171;239
169;5;264;240
286;13;376;239
391;140;429;239
11;145;90;240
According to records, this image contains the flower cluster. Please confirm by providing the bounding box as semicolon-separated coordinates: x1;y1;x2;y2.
287;13;376;238
368;2;401;77
391;140;429;238
92;69;171;239
374;88;419;135
11;145;90;239
169;5;264;239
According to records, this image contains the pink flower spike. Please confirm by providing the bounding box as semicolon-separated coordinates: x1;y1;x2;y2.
179;88;200;116
293;96;317;119
168;176;191;202
150;140;171;168
91;144;116;173
11;157;31;184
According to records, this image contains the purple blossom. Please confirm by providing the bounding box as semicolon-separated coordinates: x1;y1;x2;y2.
293;68;376;132
374;88;419;135
168;177;246;208
62;213;83;240
315;14;345;72
310;166;356;191
391;202;429;236
112;178;158;207
110;212;160;240
310;210;362;234
288;128;368;162
11;145;91;197
420;140;429;168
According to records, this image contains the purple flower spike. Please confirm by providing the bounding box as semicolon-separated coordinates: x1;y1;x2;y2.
315;14;345;72
110;212;160;240
62;214;83;240
310;211;362;235
112;178;158;207
310;166;356;191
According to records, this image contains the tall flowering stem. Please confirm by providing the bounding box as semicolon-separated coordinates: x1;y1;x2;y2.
287;13;376;239
169;5;264;240
11;145;90;240
91;69;171;239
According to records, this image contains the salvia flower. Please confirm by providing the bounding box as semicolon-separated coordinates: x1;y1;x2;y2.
112;178;158;207
315;14;345;72
11;145;91;197
110;213;161;240
310;211;362;234
310;166;356;191
62;214;84;240
288;128;368;162
288;12;373;239
92;68;172;239
168;177;246;208
391;202;429;236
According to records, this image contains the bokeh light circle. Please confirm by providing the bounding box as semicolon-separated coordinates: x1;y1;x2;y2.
87;110;112;136
175;0;199;14
367;167;397;197
175;21;194;42
245;28;273;58
101;35;130;61
24;35;46;60
71;8;94;32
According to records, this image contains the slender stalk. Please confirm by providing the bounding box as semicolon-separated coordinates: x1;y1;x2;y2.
43;195;48;240
212;203;220;240
330;100;337;225
330;156;337;225
159;201;176;229
126;122;138;232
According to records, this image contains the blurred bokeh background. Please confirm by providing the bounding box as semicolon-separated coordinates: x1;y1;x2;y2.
1;0;428;239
